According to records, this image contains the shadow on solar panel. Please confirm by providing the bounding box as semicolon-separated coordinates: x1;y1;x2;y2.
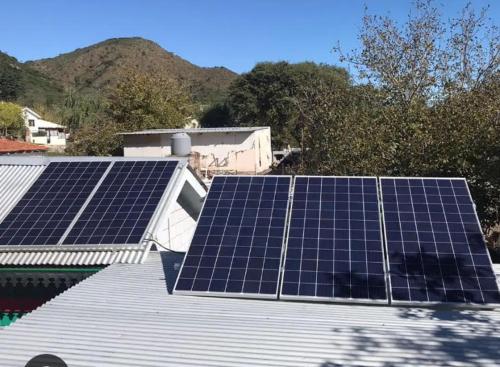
380;177;500;307
280;176;388;304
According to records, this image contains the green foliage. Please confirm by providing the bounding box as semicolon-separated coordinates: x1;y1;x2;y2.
66;71;194;156
296;83;391;176
65;120;123;156
108;71;194;131
199;102;231;128
0;59;23;101
206;61;350;149
0;102;24;137
62;89;106;133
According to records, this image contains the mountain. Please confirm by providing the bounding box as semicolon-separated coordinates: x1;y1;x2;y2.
26;37;237;103
0;51;64;106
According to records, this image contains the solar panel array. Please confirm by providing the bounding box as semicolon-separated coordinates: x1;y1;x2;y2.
0;162;110;246
0;159;180;248
281;177;387;302
63;161;178;246
2;158;498;307
175;176;291;298
381;178;500;305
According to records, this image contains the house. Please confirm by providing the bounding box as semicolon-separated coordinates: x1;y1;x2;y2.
0;137;48;155
22;107;67;151
120;127;273;178
0;155;206;326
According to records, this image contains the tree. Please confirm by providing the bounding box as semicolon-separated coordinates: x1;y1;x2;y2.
65;120;123;156
62;89;106;133
66;71;195;156
334;1;499;105
199;102;232;128
0;102;24;137
206;61;350;149
108;70;194;131
296;0;499;229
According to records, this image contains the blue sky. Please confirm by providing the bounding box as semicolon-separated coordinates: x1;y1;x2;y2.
1;0;498;73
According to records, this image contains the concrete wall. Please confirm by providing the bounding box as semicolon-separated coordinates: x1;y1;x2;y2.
123;128;273;175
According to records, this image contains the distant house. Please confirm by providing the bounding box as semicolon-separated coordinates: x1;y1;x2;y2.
120;127;273;178
22;107;66;150
0;137;48;155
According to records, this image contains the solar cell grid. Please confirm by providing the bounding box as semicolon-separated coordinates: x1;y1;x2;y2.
281;176;387;302
63;160;179;246
175;175;291;298
381;177;500;305
0;161;110;246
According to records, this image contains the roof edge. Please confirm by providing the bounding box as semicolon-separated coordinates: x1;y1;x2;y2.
119;126;271;136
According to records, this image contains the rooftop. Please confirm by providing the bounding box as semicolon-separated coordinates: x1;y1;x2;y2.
119;126;270;135
0;156;203;266
36;119;66;129
0;138;48;154
1;251;499;366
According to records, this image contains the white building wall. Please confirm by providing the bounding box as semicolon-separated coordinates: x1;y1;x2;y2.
123;128;273;174
154;201;197;252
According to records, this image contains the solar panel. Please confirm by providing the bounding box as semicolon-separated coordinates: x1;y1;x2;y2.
174;175;292;298
281;176;387;302
0;161;110;246
62;160;179;246
380;177;500;305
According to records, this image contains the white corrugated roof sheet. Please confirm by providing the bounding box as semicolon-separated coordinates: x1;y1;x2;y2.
1;252;500;367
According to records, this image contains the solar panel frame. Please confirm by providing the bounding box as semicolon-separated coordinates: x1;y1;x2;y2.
174;174;293;300
60;159;183;249
379;176;500;308
0;158;184;252
279;175;389;304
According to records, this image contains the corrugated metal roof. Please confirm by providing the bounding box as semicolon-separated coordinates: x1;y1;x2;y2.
2;252;500;367
0;164;45;221
120;126;270;135
0;249;146;265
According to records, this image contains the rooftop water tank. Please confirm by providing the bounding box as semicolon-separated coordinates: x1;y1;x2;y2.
171;132;191;157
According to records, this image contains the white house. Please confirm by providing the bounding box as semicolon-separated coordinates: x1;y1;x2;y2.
22;108;66;150
120;127;273;178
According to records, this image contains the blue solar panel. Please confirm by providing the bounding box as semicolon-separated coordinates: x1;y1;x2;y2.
381;177;500;305
0;161;110;246
281;176;387;302
175;175;292;298
62;160;179;246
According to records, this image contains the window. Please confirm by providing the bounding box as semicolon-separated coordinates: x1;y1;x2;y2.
28;119;35;127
